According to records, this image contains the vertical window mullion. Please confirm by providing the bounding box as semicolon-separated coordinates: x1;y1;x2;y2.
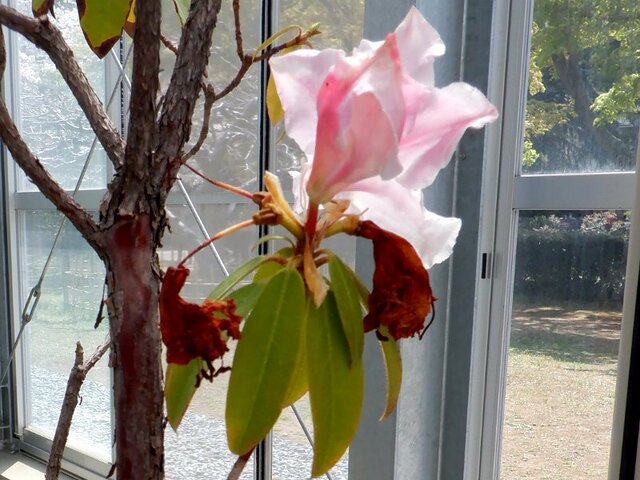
254;0;275;478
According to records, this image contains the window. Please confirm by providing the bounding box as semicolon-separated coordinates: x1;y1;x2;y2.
469;1;638;478
1;0;365;479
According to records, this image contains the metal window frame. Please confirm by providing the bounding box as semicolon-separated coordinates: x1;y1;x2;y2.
467;1;639;479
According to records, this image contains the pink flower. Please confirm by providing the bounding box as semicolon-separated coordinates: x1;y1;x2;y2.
270;7;498;268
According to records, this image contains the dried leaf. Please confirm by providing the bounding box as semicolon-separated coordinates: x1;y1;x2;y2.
358;220;434;339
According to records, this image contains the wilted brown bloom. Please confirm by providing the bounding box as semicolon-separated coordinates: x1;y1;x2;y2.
160;266;242;375
358;220;435;339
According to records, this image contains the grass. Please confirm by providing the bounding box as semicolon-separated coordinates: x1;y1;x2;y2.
500;304;620;479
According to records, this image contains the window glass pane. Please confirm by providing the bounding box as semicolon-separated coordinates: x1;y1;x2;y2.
522;2;640;174
20;210;111;461
501;210;628;478
162;203;256;480
163;0;262;194
15;0;107;191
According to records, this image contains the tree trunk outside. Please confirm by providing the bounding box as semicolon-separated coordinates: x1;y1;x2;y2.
104;213;165;479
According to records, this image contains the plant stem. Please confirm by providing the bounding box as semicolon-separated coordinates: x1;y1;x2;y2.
305;202;319;240
183;163;254;199
178;219;255;267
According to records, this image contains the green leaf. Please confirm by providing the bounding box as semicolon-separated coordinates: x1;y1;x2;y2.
378;334;402;419
208;255;269;302
349;268;370;308
172;0;190;25
32;0;54;17
76;0;132;58
281;344;308;407
328;256;364;366
308;292;364;477
226;267;306;455
226;283;264;318
281;296;312;407
252;257;287;283
165;359;203;431
267;75;284;125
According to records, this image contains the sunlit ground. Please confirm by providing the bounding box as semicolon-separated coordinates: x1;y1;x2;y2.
501;305;620;479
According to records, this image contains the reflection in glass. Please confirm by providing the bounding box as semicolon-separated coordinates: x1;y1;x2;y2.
20;211;111;461
171;0;262;193
501;210;628;479
522;2;640;174
16;0;107;191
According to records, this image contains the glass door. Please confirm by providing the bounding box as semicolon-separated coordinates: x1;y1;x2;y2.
472;0;640;478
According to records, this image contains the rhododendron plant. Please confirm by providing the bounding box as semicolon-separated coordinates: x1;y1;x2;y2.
159;6;497;478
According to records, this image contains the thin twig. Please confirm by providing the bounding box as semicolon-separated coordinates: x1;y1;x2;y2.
182;82;216;162
227;448;254;480
160;33;178;54
182;18;320;162
178;218;255;267
232;0;243;61
45;338;111;480
182;163;253;199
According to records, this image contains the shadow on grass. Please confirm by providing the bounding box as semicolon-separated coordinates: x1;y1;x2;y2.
510;305;620;365
510;329;618;365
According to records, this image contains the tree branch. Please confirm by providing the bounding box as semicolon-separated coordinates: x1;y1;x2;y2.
153;0;223;193
45;339;111;480
0;5;125;168
0;104;100;243
0;28;99;245
118;0;162;210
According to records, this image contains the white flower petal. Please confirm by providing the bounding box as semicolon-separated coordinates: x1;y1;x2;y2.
340;178;461;268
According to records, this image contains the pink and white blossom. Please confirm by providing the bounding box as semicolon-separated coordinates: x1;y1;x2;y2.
269;7;498;268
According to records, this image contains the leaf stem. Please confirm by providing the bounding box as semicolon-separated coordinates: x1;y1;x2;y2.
183;163;254;199
178;219;255;267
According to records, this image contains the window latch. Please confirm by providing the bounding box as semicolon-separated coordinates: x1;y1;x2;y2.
481;252;492;279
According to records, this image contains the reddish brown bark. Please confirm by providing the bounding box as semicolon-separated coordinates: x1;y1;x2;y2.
104;214;165;479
